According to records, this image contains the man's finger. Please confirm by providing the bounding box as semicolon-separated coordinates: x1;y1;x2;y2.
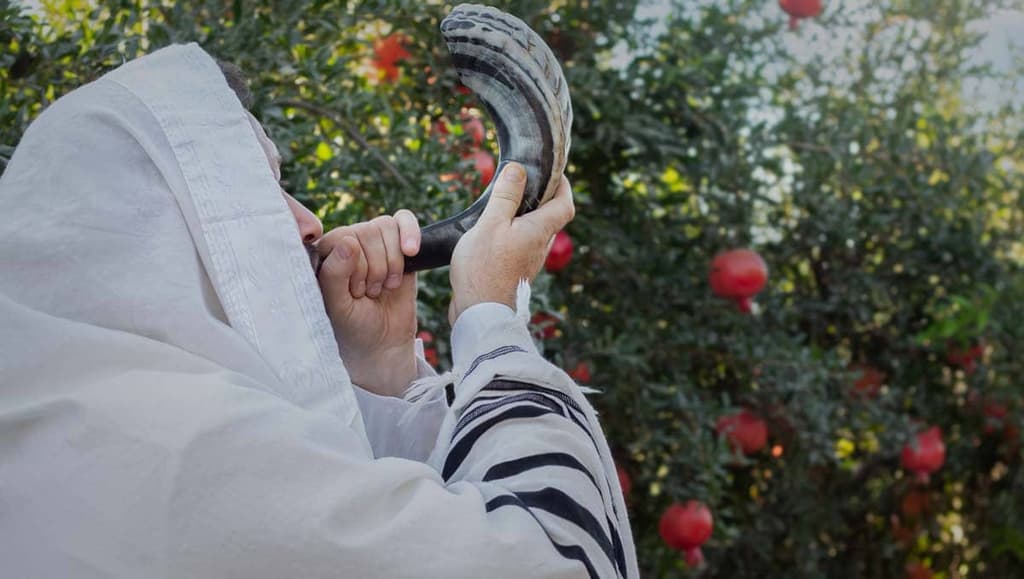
358;220;389;298
377;217;405;290
521;175;574;236
479;162;527;225
318;235;360;312
394;209;420;257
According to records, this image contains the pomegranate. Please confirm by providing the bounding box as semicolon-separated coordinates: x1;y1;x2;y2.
852;364;885;398
616;464;631;497
905;562;934;579
900;489;928;518
984;401;1008;434
947;341;984;375
545;230;574;273
716;409;768;455
530;312;559;340
461;115;485;148
568;361;591;383
901;426;945;483
417;330;434;344
659;501;713;567
709;249;768;312
779;0;822;30
463;150;496;188
423;347;439;367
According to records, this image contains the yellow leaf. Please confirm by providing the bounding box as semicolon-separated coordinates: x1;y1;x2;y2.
315;142;333;161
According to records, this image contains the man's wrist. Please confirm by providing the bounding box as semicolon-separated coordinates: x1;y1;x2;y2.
342;342;417;398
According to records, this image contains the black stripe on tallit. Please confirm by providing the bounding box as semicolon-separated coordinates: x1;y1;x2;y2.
483;452;600;490
485;494;601;579
481;381;588;426
462;382;598;452
442;404;555;480
516;487;619;576
462;344;528;380
455;391;565;436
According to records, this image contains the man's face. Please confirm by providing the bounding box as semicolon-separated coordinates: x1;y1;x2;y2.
246;112;324;272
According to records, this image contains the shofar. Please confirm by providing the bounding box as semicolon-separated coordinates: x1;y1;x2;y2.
404;3;573;272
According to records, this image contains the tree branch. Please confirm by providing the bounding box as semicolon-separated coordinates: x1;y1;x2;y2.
273;99;413;191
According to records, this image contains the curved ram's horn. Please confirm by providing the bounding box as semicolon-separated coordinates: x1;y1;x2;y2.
404;3;573;272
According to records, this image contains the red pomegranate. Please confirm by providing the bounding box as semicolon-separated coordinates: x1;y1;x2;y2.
568;361;591;383
852;365;885;398
984;401;1009;434
709;249;768;312
901;426;945;483
905;562;934;579
616;464;632;497
716;409;768;455
463;150;496;188
545;230;574;273
530;312;559;340
947;342;984;375
423;347;439;367
900;489;929;518
417;330;434;344
779;0;822;30
461;115;485;148
659;501;713;567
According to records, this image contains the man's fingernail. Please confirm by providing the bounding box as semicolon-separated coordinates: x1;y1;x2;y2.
503;163;525;183
386;274;402;288
404;237;418;252
368;282;382;296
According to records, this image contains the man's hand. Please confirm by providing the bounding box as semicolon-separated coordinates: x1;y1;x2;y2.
449;163;575;324
316;210;421;397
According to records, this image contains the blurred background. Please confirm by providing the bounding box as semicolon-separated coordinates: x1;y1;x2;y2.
2;0;1023;576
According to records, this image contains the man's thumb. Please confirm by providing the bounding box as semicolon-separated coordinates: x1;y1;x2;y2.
480;162;527;224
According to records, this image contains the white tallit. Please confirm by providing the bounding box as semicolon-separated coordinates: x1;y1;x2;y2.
0;44;638;578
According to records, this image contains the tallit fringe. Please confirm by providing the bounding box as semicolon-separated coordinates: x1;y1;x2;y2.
516;278;531;324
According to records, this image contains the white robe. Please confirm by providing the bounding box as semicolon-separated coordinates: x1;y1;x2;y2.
0;43;638;578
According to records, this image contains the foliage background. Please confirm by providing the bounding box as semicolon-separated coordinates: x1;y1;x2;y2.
3;0;1023;576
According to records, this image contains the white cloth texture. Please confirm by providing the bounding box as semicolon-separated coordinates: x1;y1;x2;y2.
0;43;638;578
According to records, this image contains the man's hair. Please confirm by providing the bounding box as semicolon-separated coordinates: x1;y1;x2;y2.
215;59;254;110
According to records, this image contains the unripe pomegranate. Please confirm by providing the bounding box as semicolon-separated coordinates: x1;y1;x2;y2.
779;0;822;30
901;426;945;483
545;230;574;272
709;249;768;312
716;409;768;455
659;501;713;566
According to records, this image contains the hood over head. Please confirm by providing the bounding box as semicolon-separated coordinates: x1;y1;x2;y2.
0;43;366;440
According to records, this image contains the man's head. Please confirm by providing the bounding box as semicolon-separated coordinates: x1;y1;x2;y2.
216;60;324;271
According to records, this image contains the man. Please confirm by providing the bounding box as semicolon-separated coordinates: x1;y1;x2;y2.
0;44;638;578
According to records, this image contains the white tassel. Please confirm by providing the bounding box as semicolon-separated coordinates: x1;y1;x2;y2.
515;278;531;324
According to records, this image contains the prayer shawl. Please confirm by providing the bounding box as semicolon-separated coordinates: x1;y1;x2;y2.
0;44;639;578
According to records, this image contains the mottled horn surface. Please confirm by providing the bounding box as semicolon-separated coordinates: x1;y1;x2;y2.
404;3;573;272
